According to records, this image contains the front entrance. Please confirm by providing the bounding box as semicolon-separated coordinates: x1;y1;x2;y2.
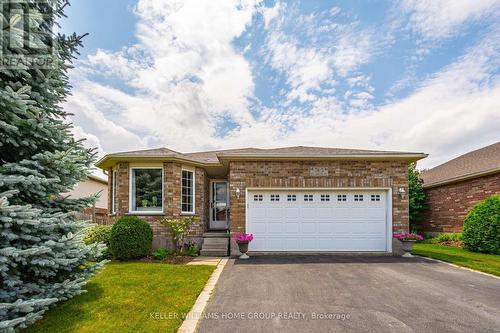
209;180;229;230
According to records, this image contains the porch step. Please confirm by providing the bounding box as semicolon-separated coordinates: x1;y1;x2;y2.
200;249;229;256
200;231;229;257
203;231;229;238
203;238;229;245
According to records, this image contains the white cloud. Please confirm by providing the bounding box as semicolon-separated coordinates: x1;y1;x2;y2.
66;0;500;172
262;6;375;104
67;0;261;156
399;0;500;41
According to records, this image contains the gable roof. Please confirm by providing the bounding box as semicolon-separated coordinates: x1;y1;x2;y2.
421;142;500;188
96;146;427;169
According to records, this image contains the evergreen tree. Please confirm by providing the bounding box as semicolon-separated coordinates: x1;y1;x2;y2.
0;1;106;331
408;163;426;231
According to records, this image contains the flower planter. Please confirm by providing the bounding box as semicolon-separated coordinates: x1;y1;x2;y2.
401;240;416;257
237;241;250;259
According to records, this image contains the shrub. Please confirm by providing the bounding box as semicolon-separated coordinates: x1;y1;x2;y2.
408;163;426;230
84;225;112;245
463;195;500;254
84;225;113;259
431;233;463;243
152;248;173;260
109;216;153;259
183;243;199;257
160;216;196;254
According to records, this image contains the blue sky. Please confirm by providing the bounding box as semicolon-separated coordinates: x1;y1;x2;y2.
61;0;500;172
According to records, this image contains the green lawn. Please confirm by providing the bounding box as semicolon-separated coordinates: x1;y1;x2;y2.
412;243;500;276
24;262;215;333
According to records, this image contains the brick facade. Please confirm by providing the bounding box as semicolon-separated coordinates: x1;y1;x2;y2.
421;173;500;233
228;160;410;234
106;159;411;250
107;162;208;249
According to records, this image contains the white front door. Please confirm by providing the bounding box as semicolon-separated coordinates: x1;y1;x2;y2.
210;181;229;229
247;189;389;252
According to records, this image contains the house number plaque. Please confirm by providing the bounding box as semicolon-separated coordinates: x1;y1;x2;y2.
310;167;328;177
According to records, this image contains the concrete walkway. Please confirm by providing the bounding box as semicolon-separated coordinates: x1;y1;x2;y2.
196;255;500;333
187;257;222;266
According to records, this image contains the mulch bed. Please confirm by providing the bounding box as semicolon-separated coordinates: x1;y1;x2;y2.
437;241;463;247
138;256;194;264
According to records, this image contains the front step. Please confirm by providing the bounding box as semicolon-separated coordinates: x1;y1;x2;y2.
200;231;229;257
200;249;229;256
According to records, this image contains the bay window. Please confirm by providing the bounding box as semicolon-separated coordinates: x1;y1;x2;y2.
130;167;163;213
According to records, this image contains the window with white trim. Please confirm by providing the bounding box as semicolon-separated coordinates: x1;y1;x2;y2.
337;194;347;202
270;194;280;201
111;170;117;214
320;194;330;201
287;194;296;201
181;170;195;213
371;194;381;202
254;194;263;201
304;194;313;201
130;168;163;212
354;194;364;202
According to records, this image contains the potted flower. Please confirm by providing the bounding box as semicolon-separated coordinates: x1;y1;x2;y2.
233;233;253;259
394;232;423;257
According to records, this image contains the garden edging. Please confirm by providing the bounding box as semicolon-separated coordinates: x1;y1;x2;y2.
415;255;500;280
177;258;229;333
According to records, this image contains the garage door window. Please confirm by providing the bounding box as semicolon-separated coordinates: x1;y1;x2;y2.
320;194;330;201
337;194;347;201
287;194;297;201
271;194;280;201
253;194;263;201
304;194;313;201
354;194;364;201
371;194;381;201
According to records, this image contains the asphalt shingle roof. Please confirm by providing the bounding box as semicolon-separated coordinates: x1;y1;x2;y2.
421;142;500;186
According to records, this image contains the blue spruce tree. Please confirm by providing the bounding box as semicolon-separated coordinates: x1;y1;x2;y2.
0;1;106;331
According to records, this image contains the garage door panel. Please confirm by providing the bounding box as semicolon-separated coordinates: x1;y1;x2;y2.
284;207;299;217
300;207;317;218
265;222;281;233
318;207;333;218
247;189;388;252
285;222;299;233
300;223;316;233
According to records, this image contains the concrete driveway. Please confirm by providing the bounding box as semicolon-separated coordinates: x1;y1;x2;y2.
196;256;500;333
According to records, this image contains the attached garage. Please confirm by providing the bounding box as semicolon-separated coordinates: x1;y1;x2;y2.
246;189;391;252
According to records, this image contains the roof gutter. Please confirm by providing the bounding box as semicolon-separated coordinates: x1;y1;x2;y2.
216;153;428;162
95;155;222;169
423;167;500;189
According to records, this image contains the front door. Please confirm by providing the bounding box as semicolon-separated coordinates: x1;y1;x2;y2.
210;181;228;229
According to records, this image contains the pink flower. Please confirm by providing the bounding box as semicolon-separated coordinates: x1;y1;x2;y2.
393;232;423;241
233;233;253;242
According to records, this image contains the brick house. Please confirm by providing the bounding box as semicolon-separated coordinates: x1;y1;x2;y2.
420;142;500;233
96;146;426;255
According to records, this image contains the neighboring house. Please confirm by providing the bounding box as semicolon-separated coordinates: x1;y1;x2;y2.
96;146;426;255
420;142;500;233
63;175;109;221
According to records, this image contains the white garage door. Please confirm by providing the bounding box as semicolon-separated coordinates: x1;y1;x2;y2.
247;190;389;252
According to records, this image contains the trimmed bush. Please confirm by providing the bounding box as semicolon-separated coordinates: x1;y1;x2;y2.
152;248;173;260
110;216;153;259
84;225;112;245
463;195;500;254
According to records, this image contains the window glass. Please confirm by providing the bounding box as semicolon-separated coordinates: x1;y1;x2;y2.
131;168;163;212
112;170;117;213
182;170;194;213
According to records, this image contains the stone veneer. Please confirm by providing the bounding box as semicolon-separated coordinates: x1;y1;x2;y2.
107;162;208;249
421;173;500;233
228;160;410;234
